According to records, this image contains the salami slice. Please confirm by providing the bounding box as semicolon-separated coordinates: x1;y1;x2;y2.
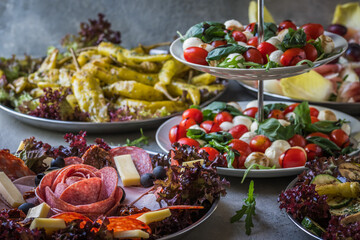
51;212;92;225
64;156;83;166
110;146;153;176
107;217;151;234
82;145;113;169
0;150;35;180
97;167;118;201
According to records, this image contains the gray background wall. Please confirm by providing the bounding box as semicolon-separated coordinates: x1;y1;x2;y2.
0;0;356;57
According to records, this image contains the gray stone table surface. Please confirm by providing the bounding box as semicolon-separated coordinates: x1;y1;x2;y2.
0;80;316;239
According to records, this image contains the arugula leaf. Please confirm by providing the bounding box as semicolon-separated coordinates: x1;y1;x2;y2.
257;118;295;141
306;136;341;155
278;28;307;51
310;38;324;56
206;44;248;61
226;149;236;168
124;129;149;147
231;180;256;235
241;163;276;183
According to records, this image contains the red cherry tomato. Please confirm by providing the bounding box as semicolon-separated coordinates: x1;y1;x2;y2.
330;129;350;148
214;112;233;125
247;37;258;47
169;125;186;143
309;107;319;117
232;31;247;43
211;40;227;48
182;108;203;124
278;20;297;32
311;116;320;123
280;48;306;66
199;147;220;161
229;124;248;139
245;22;256;33
223;152;247;169
279;147;307;168
304;143;322;160
288;134;306;148
283;103;300;115
243;48;264;65
302;44;318;62
179;118;196;136
200;120;221;133
301;23;324;40
243;107;258;118
250;135;272;153
177;138;200;148
184;47;208;65
257;42;278;63
268;109;285;119
228;139;251;156
306;132;330;141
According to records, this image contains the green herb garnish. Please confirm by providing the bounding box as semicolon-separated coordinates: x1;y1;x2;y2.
124;128;149;147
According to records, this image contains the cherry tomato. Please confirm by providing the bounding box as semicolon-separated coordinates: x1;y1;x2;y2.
232;31;247;43
228;139;251;156
249;135;272;153
330;129;350;148
301;23;324;40
280;48;306;66
199;147;220;161
184;47;208;65
229;125;248;139
309;107;319;117
177;138;200;148
306;132;330;141
211;40;227;48
304;143;322;160
182;108;203;123
279;147;307;168
243;48;264;65
214;112;233;125
247;36;258;47
245;22;256;34
257;42;277;63
200;120;221;133
302;44;318;62
223;152;247;169
311;116;320;123
268;109;285;119
283;103;300;115
169;125;186;143
278;20;297;32
179;118;196;136
288;134;306;148
243;107;258;118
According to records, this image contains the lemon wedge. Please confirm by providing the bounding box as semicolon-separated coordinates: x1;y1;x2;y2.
280;70;332;101
332;2;360;30
248;0;275;23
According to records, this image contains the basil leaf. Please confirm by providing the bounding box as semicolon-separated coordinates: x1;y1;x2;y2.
186;129;205;139
293;101;311;135
226;149;236;169
310;120;342;133
204;131;233;143
208;139;229;152
310;38;324;56
204;101;243;116
262;103;288;118
341;146;356;155
278;28;307;51
183;21;225;42
202;109;216;121
202;25;227;43
257;118;295;141
264;23;277;41
225;32;237;44
307;136;341;155
206;44;248;61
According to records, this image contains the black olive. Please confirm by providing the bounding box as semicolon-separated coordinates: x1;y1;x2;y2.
140;173;155;188
51;157;65;168
153;166;167;180
18;203;35;215
35;173;45;186
119;186;126;203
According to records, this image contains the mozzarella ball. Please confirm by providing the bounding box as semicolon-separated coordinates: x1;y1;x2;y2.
240;132;257;144
183;37;204;50
220;121;234;131
243;31;254;41
188;124;206;133
318;109;337;121
237;41;255;48
224;19;244;31
246;100;258;109
270;140;291;150
285;112;296;121
269;50;284;65
221;53;245;68
277;29;289;42
227;102;242;112
199;43;215;52
244;152;270;168
233;116;252;130
341;123;351;136
250;121;259;132
317;35;335;54
353;132;360;148
266;36;281;46
265;147;283;168
278;119;291;127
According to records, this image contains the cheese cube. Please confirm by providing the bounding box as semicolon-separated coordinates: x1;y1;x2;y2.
26;202;50;219
16;141;25;152
114;154;140;186
29;218;66;234
0;172;25;207
182;159;204;167
113;229;149;239
137;209;171;224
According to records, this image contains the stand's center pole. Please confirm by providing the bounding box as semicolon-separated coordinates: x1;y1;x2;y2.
257;0;265;122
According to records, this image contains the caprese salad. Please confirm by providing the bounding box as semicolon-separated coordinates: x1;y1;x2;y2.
179;19;338;69
168;101;359;170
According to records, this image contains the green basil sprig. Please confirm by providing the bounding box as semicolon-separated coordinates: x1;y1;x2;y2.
183;21;226;43
206;44;248;61
278;28;307;51
306;136;341;155
257;118;295;141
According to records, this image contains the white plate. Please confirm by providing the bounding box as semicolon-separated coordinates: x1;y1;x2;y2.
155;101;360;178
170;32;347;81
